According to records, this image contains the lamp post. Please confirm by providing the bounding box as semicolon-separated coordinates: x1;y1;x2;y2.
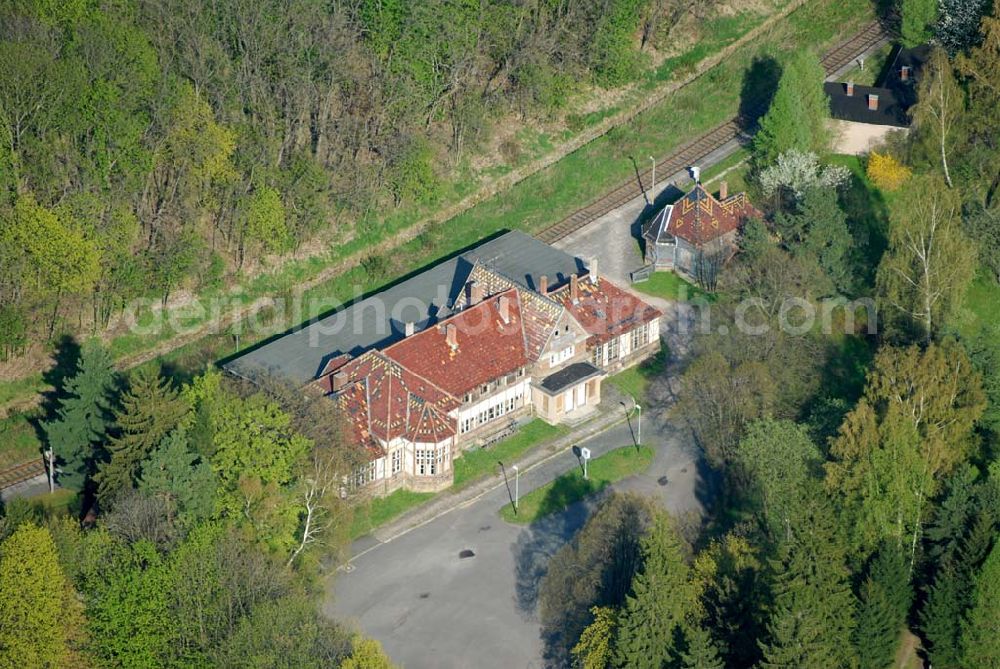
649;156;656;196
512;465;519;512
636;404;642;445
45;448;54;493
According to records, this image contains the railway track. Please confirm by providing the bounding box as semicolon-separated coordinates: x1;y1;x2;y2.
537;21;887;245
0;458;46;490
820;21;888;75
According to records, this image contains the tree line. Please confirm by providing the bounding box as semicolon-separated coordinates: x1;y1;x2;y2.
0;0;712;360
538;3;1000;667
0;338;393;666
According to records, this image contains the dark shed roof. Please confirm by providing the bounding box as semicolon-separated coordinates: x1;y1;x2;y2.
826;44;930;128
825;82;910;127
537;362;604;394
223;231;585;385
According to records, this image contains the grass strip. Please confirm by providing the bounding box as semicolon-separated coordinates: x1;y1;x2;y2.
349;489;436;540
500;444;654;524
452;420;567;489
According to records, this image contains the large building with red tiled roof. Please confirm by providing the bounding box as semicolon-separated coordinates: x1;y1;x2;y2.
226;231;662;495
643;180;761;284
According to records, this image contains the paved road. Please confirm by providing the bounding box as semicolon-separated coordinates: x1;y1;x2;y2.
327;413;706;669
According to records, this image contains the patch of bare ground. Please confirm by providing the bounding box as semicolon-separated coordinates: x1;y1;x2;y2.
894;629;924;669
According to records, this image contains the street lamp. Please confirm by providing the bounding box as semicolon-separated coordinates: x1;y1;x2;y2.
45;448;54;494
512;465;519;512
636;404;642;445
649;156;656;195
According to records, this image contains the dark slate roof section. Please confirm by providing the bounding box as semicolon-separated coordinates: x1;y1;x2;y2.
643;205;675;245
537;362;604;394
463;230;586;294
827;44;930;129
881;44;931;94
224;256;464;385
825;82;910;127
223;231;585;385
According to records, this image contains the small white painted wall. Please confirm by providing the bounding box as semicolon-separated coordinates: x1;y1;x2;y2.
456;379;531;434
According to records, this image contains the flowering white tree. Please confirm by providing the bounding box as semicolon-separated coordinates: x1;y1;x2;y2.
937;0;990;53
757;149;851;200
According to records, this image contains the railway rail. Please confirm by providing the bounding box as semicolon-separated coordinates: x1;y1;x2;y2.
0;458;46;490
537;21;887;245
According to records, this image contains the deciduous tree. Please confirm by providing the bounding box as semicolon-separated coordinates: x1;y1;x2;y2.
901;0;937;47
825;340;986;561
735;419;821;539
572;606;618;669
752;51;829;167
876;175;976;343
0;524;71;668
911;47;962;188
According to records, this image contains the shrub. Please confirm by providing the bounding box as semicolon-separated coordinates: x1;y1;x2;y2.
866;152;912;191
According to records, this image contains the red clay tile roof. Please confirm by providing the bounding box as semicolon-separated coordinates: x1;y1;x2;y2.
333;351;459;449
384;287;529;397
553;276;663;346
454;264;563;362
660;184;760;246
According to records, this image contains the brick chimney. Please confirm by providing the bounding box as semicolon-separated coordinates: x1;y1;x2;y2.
588;257;599;284
719;181;728;200
900;65;911;81
445;323;458;350
539;275;548;295
867;93;879;111
570;274;579;303
467;280;483;306
332;370;348;392
498;295;510;324
404;321;415;337
846;81;854;96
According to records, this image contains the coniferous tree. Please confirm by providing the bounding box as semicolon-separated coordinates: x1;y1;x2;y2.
758;494;858;669
614;513;699;669
961;541;1000;667
925;465;980;562
139;428;217;530
790;188;853;292
921;561;965;668
43;339;116;488
680;625;725;669
921;505;997;668
97;365;189;504
854;543;913;669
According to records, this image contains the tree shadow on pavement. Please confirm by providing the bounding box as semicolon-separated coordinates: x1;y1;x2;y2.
510;487;603;619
